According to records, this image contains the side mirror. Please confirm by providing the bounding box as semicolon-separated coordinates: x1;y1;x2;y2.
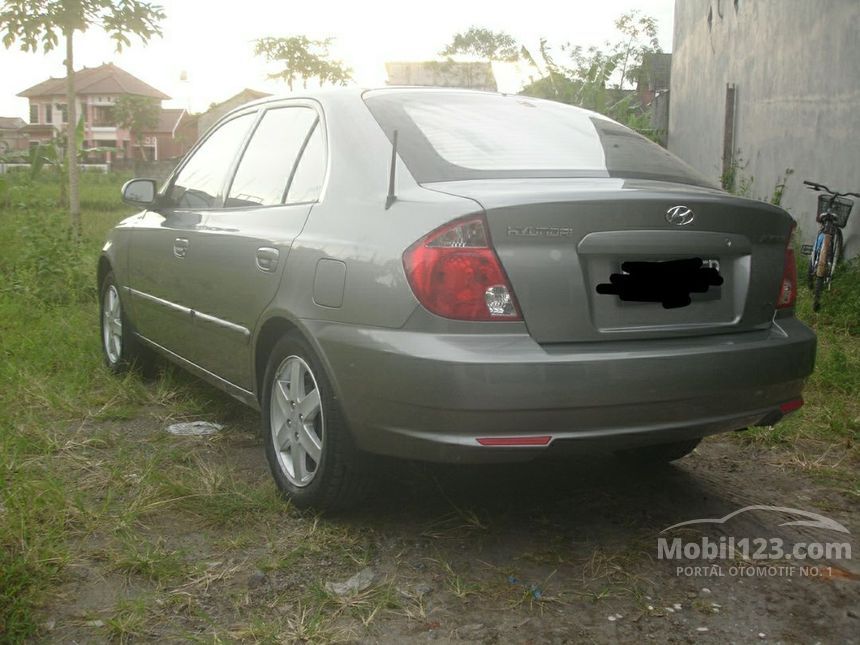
121;178;158;207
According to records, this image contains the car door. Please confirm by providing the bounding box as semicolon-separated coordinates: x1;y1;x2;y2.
175;102;327;389
126;111;258;355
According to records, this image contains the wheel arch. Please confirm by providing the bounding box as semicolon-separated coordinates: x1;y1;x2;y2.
253;314;346;410
96;254;114;307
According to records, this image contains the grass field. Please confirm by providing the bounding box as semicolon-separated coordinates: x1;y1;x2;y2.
0;172;857;641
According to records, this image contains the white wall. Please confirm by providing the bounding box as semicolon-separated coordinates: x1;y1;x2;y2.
669;0;860;257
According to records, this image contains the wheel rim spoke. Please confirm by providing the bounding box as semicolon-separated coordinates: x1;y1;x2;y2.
274;380;291;419
289;359;303;399
273;418;291;450
298;422;322;462
296;388;319;421
290;441;308;482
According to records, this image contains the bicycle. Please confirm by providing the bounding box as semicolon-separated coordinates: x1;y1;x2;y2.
800;180;858;312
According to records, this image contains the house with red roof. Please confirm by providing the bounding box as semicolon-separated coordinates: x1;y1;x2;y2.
16;63;192;162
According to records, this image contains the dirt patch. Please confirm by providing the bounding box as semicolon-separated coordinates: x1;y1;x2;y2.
36;412;859;643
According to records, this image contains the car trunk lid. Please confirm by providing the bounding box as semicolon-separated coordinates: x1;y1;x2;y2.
423;178;793;343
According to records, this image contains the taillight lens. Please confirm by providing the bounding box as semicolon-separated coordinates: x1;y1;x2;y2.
776;225;797;309
403;215;521;321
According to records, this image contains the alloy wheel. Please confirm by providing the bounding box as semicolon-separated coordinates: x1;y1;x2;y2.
269;355;325;487
102;284;123;365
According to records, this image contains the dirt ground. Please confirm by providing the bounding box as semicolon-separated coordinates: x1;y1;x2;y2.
36;410;858;644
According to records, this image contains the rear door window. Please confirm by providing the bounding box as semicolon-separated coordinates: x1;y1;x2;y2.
226;107;318;208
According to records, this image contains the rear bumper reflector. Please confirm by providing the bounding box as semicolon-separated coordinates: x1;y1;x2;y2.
476;435;552;446
779;398;804;414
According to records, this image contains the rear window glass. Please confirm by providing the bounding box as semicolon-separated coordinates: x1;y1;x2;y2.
364;91;713;187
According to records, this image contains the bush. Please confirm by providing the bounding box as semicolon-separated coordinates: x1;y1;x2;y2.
1;210;94;306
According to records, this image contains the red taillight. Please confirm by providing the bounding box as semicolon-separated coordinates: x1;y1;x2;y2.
776;226;797;309
403;215;521;321
779;398;803;414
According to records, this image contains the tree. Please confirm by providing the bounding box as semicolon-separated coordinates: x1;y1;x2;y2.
112;94;159;162
0;0;165;235
255;36;352;90
612;11;660;91
440;27;520;62
519;11;662;137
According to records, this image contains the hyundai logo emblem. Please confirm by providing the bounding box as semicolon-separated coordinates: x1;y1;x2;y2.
666;205;695;226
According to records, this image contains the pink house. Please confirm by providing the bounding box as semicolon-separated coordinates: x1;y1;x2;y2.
16;63;178;162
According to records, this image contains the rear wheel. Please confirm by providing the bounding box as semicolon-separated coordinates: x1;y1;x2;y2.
615;438;701;465
261;332;370;510
812;275;825;312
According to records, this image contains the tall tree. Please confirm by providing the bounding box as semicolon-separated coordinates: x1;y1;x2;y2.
612;10;660;91
0;0;164;235
440;27;520;62
255;36;352;90
112;94;159;162
519;11;662;136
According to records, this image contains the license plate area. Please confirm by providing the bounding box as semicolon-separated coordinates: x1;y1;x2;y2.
597;257;724;309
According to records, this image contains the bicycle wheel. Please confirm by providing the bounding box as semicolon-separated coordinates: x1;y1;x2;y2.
813;275;825;312
831;229;844;278
807;232;823;290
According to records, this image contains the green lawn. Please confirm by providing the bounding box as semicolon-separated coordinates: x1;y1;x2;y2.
0;172;857;640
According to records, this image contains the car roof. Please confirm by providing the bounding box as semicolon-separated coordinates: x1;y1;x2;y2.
228;86;508;112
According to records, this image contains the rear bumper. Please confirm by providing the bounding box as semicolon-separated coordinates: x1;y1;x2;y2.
306;318;816;463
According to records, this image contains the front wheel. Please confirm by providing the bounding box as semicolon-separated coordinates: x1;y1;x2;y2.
261;332;370;510
99;271;151;373
812;275;826;312
831;228;844;277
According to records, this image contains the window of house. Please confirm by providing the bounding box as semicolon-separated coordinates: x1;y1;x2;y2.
226;107;318;208
286;122;326;204
45;104;52;124
92;105;115;126
29;104;38;124
165;112;256;209
57;104;68;123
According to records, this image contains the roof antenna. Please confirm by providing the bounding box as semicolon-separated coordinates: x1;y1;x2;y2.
385;129;398;210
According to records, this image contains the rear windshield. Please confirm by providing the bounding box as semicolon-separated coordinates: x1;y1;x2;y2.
364;91;714;187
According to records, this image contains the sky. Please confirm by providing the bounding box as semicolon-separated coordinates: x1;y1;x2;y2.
0;0;675;119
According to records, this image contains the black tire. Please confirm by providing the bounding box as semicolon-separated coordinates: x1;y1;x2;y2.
832;228;844;273
99;271;152;374
615;437;701;465
812;275;825;312
261;332;370;511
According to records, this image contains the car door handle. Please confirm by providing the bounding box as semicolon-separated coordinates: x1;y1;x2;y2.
173;237;189;259
255;247;280;273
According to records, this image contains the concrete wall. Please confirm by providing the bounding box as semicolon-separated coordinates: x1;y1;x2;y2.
669;0;860;257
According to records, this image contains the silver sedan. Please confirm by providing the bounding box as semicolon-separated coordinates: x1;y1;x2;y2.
99;88;816;509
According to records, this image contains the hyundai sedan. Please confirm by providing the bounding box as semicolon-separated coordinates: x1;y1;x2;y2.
99;88;816;509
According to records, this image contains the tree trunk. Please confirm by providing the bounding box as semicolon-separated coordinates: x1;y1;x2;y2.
64;29;81;237
137;137;148;163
